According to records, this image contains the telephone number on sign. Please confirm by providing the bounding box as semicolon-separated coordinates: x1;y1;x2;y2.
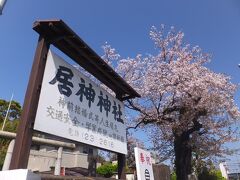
81;132;114;148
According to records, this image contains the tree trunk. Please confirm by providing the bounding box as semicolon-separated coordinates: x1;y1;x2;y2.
174;133;192;180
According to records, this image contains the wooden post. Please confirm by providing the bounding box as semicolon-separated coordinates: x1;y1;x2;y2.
116;94;126;180
118;153;126;179
88;147;97;177
9;36;50;169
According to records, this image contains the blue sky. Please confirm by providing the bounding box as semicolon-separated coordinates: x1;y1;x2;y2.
1;0;240;161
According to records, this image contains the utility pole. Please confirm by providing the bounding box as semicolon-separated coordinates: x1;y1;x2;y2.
0;0;7;15
1;93;14;131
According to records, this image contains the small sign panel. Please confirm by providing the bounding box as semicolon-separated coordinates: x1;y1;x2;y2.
34;50;127;154
134;147;154;180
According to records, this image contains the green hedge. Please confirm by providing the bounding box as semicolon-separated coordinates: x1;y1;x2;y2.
96;163;118;178
171;170;225;180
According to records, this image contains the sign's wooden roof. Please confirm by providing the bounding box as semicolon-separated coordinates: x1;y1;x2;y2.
33;19;140;101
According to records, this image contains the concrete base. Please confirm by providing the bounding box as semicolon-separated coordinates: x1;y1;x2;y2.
0;169;41;180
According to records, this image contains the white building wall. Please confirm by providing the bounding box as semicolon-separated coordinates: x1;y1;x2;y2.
219;162;229;179
27;144;97;172
28;150;56;172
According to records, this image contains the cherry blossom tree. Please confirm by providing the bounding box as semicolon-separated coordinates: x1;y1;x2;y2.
102;25;240;180
126;135;145;167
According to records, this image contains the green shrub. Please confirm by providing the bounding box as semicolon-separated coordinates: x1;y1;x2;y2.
198;168;225;180
171;172;177;180
170;170;225;180
214;170;226;180
96;163;118;178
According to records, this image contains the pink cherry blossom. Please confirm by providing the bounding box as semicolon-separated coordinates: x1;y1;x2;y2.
102;25;240;180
